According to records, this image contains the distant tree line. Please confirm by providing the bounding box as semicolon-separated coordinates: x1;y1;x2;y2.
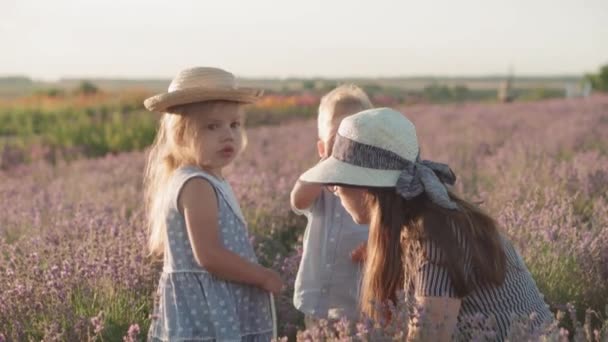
585;63;608;92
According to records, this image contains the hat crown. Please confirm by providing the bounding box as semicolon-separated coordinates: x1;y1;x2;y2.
337;107;419;162
168;67;237;92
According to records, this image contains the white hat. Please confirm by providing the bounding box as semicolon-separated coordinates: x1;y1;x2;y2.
144;67;263;112
300;107;459;210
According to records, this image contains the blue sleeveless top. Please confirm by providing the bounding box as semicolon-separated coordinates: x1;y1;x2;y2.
148;166;274;341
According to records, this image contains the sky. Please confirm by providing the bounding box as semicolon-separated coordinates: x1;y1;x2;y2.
1;0;607;80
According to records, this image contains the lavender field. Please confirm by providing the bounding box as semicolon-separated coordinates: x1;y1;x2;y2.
1;96;608;341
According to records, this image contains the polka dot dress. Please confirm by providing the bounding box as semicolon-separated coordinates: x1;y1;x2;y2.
148;166;274;341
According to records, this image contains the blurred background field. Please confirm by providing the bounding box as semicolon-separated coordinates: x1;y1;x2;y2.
1;69;603;170
1;0;607;339
1;82;607;339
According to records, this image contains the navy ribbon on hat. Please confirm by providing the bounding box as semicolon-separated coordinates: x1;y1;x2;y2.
332;134;459;210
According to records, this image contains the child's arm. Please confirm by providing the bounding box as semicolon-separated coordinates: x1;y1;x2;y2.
290;180;323;211
179;178;283;294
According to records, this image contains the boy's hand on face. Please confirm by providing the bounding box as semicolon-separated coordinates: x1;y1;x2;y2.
350;242;367;263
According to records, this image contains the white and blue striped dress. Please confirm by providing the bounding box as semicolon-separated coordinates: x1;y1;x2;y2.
412;227;552;341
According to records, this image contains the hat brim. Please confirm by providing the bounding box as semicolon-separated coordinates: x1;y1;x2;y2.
144;87;263;112
299;156;401;188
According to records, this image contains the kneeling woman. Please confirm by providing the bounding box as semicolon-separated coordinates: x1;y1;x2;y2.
299;107;552;341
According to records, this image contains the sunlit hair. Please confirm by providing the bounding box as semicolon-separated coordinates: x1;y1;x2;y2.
318;84;373;151
360;189;507;322
144;100;246;256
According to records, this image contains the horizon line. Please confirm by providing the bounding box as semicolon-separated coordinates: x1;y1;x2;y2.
0;73;587;82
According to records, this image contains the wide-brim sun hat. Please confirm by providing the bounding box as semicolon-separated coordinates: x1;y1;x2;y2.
301;107;417;187
144;67;263;112
300;107;459;210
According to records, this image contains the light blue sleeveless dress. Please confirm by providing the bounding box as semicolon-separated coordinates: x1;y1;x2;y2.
148;166;274;342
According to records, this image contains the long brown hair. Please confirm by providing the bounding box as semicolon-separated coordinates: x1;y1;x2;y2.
360;188;506;321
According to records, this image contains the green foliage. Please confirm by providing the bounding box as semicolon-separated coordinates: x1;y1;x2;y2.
0;101;318;167
585;63;608;92
422;83;473;103
318;81;339;93
75;81;100;95
71;284;152;341
518;87;564;101
301;79;316;90
0;76;33;86
0;107;157;155
35;88;65;98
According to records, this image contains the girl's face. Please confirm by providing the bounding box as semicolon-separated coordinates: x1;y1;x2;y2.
188;104;244;177
334;186;371;224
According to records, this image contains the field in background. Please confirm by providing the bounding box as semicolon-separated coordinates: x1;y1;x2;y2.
0;74;583;91
0;73;587;170
0;95;607;340
0;74;582;98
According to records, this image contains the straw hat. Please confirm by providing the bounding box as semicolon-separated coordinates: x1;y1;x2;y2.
300;107;458;209
144;67;263;112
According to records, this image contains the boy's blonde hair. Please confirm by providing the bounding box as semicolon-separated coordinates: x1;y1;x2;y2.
318;84;373;145
144;100;245;256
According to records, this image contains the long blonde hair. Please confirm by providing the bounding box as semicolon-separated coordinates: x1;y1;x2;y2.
143;100;245;256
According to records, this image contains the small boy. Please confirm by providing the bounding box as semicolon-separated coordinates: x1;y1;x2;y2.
291;84;372;327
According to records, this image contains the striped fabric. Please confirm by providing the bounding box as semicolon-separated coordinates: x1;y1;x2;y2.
411;227;552;341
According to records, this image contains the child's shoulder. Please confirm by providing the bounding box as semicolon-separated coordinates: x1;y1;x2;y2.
168;166;223;203
171;166;221;188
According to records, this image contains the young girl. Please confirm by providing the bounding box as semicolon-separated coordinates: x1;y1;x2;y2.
143;67;282;341
299;107;552;341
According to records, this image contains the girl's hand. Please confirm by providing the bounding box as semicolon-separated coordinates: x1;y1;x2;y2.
261;269;284;295
351;242;367;263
